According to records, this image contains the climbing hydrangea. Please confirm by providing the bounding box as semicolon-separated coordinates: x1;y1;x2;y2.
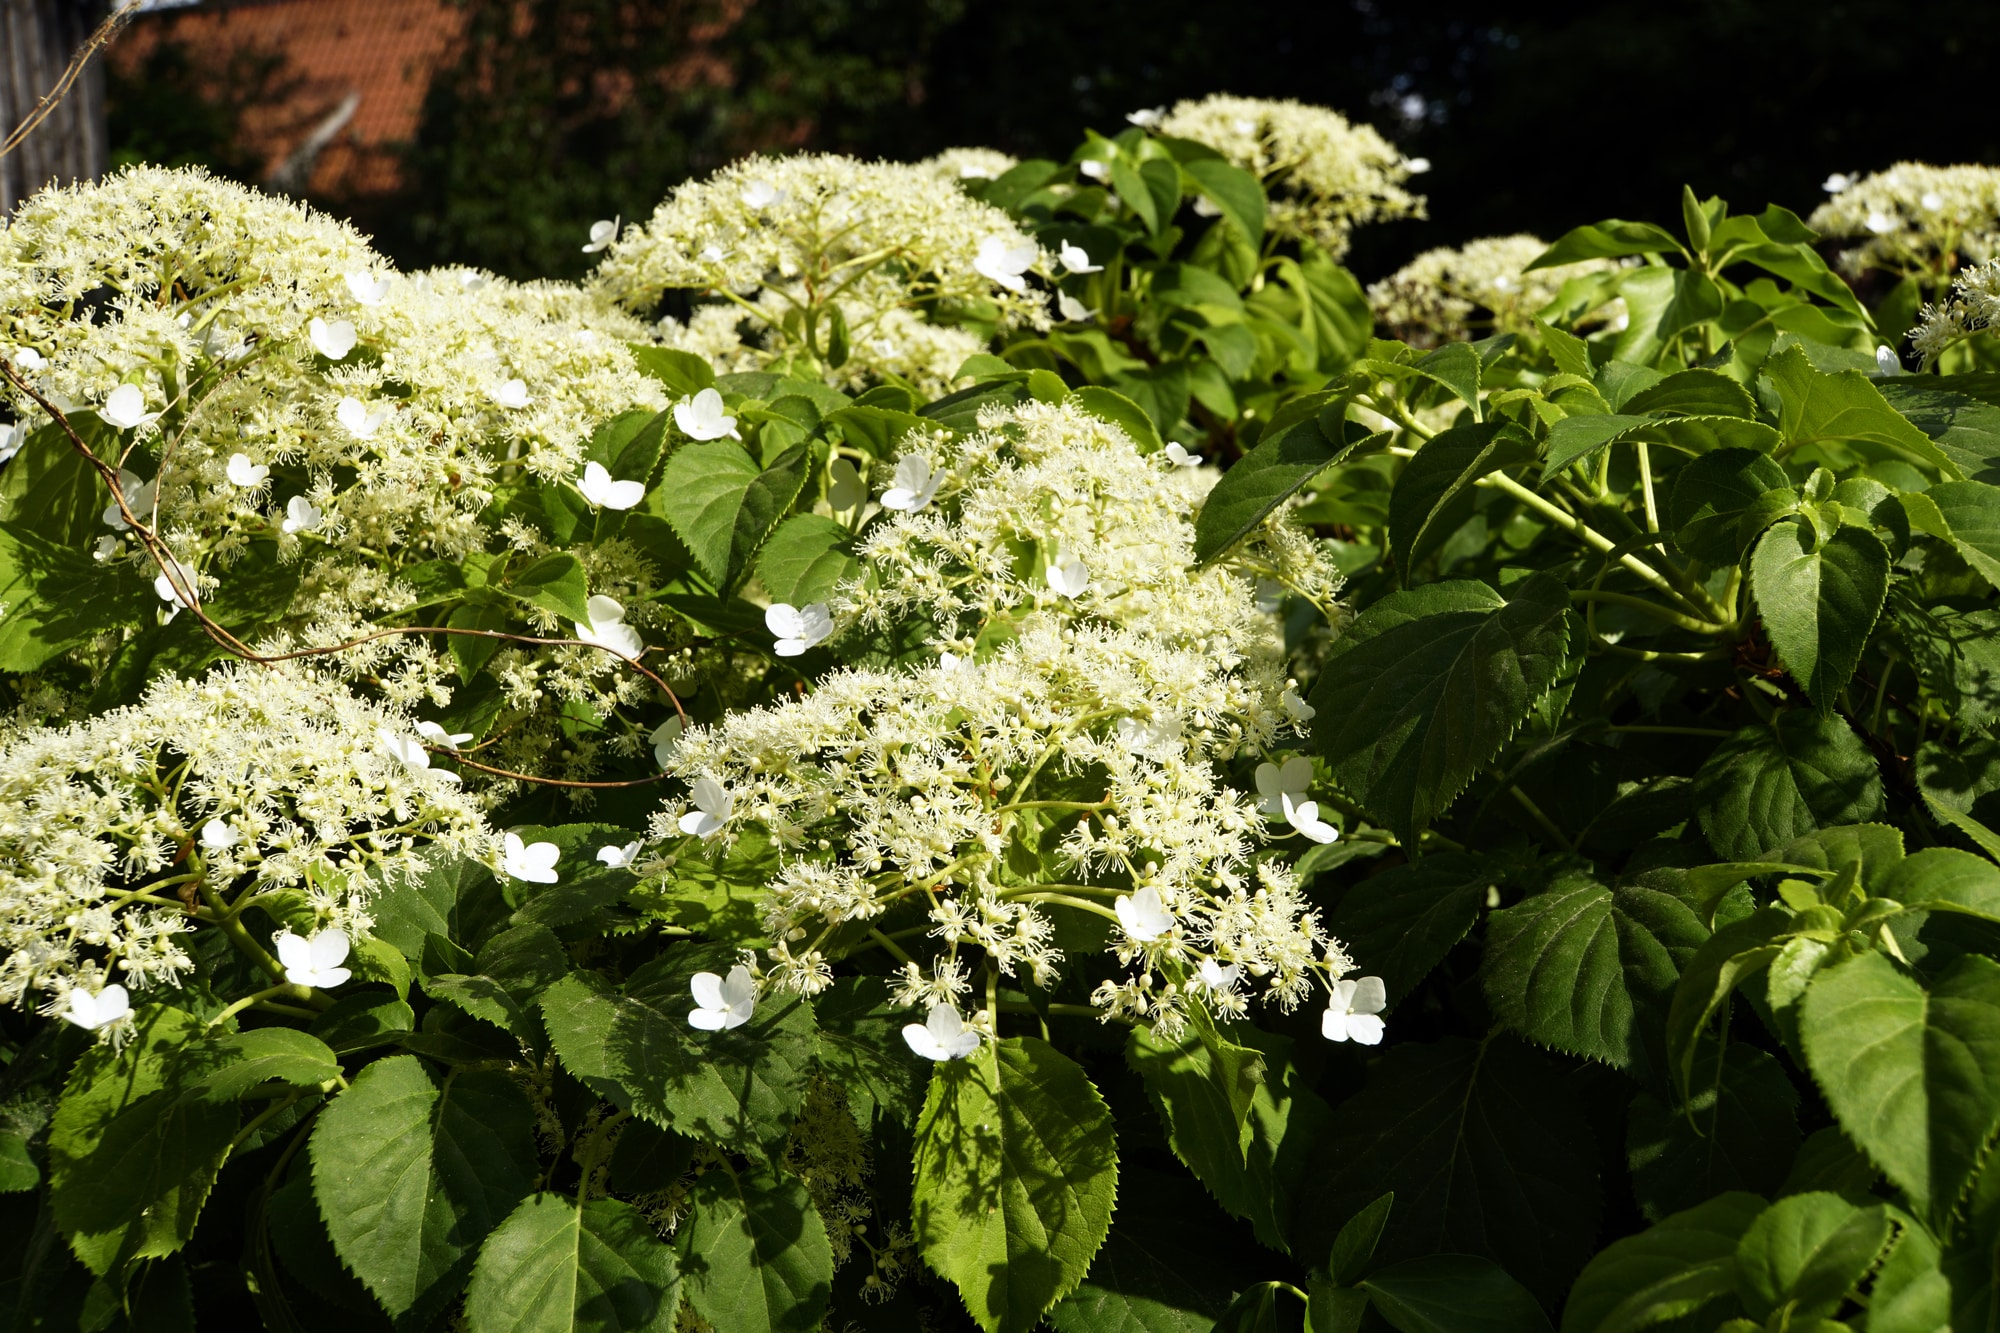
1367;234;1626;346
1809;162;2000;285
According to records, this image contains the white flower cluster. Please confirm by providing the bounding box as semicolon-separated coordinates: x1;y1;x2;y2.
644;400;1352;1040
1908;257;2000;367
1367;234;1625;347
1151;94;1425;257
0;664;492;1029
592;153;1051;395
1809;163;2000;282
917;147;1020;185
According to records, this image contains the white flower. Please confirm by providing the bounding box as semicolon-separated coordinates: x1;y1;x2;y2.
415;720;472;750
1281;790;1340;845
880;454;942;511
741;179;784;210
1255;756;1313;816
697;243;728;264
0;422;24;464
1164;441;1202;467
1058;240;1102;274
652;717;684;768
974;235;1038;293
1194;959;1242;992
675;387;740;441
828;457;866;510
276;929;352;990
679;777;734;838
1404;156;1432;174
345;270;391;305
1127;106;1165;128
1045;552;1089;598
1282;688;1316;724
281;496;324;534
597;840;642;868
689;965;756;1030
1115;885;1174;942
1921;191;1945;212
61;984;131;1032
574;594;645;659
767;601;833;656
199;818;239;851
153;552;198;611
1823;172;1855;193
92;535;119;561
1115;714;1182;756
225;453;269;487
579;460;645;510
903;1004;982;1060
336;396;388;438
308;317;356;360
1876;345;1903;376
1056;292;1094;323
1322;976;1387;1044
99;384;160;430
939;650;974;672
502;831;561;883
1191;195;1223;218
491;378;530;409
1864;211;1898;235
582;217;620;254
378;727;462;783
11;347;47;372
1078;159;1109;181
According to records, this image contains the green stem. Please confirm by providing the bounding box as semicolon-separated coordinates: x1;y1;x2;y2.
1502;779;1575;854
1568;589;1727;635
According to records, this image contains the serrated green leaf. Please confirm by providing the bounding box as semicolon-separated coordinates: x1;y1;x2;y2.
310;1056;538;1322
463;1194;680;1333
1622;369;1758;419
1388;421;1534;571
1800;952;2000;1227
912;1037;1118;1333
1751;521;1888;707
1480;871;1707;1071
0;520;153;672
1559;1193;1763;1333
508;552;594;625
1295;1035;1600;1306
726;444;812;591
1070;386;1165;455
1528;220;1685;268
1193;413;1379;563
628;347;715;397
1627;1045;1800;1222
1326;853;1488;1004
677;1167;831;1333
1667;448;1792;564
1882;846;2000;921
1767;345;1962;477
1045;1168;1236;1333
1875;380;2000;482
656;441;762;586
810;976;929;1130
1327;1192;1394;1287
1410;342;1484;419
1360;1255;1554;1333
755;515;859;607
1543;414;1650;478
1307;574;1573;843
538;945;817;1153
1692;715;1885;860
1733;1191;1890;1322
1923;479;2000;590
1182;158;1265;250
1126;1009;1263;1208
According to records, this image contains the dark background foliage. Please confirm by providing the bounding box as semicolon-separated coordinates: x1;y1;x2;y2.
107;0;2000;283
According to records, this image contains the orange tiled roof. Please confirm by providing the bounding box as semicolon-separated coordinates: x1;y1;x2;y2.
113;0;468;197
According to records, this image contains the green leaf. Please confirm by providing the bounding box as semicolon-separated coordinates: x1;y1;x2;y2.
1388;421;1534;571
753;515;857;607
1480;870;1707;1071
1296;1036;1600;1306
656;440;762;586
1046;1169;1236;1333
1621;369;1758;419
538;946;818;1154
1183;158;1265;249
1290;249;1376;373
809;976;929;1130
1766;345;1963;478
912;1036;1118;1333
0;1130;38;1192
310;1055;538;1323
824;404;929;459
1662;908;1792;1099
47;1009;237;1275
1921;479;2000;590
463;1194;681;1333
629;346;715;397
1126;1009;1264;1207
1875;380;2000;482
1882;846;2000;922
1193;412;1379;563
1360;1255;1554;1333
1799;952;2000;1226
725;444;812;591
1327;1192;1395;1286
1750;521;1889;706
1536;319;1594;379
1733;1192;1891;1322
1410;342;1485;419
1307;574;1573;843
1528;220;1685;268
1325;853;1489;1004
677;1167;831;1333
1543;414;1650;479
1069;386;1164;455
1627;1045;1800;1222
508;552;594;625
1558;1193;1763;1333
1667;449;1792;565
0;521;153;672
1692;715;1885;860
